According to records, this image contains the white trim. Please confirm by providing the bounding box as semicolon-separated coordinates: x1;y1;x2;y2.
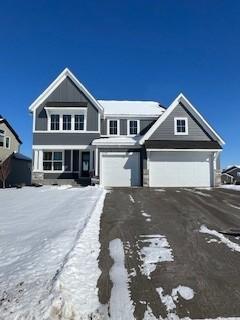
33;130;100;133
29;68;103;113
140;93;225;145
95;147;99;176
42;150;64;173
174;117;188;135
127;119;140;136
146;149;222;152
33;145;94;150
104;114;160;119
107;119;120;136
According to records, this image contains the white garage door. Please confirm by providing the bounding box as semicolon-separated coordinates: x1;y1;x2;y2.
149;151;213;187
100;152;140;187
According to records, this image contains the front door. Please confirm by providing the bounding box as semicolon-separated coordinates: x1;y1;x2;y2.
82;152;90;177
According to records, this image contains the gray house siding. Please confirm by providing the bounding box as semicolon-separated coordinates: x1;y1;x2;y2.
33;132;100;145
35;77;99;132
101;118;156;136
149;103;213;141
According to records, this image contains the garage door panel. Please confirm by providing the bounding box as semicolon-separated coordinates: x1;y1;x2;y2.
149;151;213;187
101;152;140;187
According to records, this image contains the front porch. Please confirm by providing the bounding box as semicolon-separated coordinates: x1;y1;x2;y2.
32;147;97;185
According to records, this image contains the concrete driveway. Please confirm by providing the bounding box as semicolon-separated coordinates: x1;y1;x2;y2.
97;187;240;319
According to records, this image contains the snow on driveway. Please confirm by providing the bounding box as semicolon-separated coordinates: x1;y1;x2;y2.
0;185;106;320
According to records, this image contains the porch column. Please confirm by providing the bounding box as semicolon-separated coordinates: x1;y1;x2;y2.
95;147;99;176
38;150;43;171
33;150;39;171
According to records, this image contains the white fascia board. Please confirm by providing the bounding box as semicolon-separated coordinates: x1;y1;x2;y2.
103;114;160;119
32;145;94;150
140;93;225;146
29;68;104;114
146;149;222;152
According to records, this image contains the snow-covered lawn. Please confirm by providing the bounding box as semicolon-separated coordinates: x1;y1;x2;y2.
0;185;106;320
220;184;240;191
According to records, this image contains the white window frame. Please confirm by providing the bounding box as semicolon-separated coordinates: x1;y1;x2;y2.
42;150;64;172
62;114;72;131
107;119;120;136
46;108;87;132
50;114;60;131
127;119;140;136
174;117;188;135
74;114;86;131
5;136;10;149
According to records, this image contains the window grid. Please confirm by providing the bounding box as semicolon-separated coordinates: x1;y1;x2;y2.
176;119;186;133
43;151;63;171
74;115;85;131
109;120;118;135
129;120;138;135
50;115;60;131
63;115;72;130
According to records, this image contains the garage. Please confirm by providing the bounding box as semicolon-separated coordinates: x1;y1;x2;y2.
149;151;213;187
100;152;141;187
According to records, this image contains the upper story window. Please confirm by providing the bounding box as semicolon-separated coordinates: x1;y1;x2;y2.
50;115;60;131
75;115;85;131
108;119;119;136
128;120;140;136
63;115;72;130
174;117;188;135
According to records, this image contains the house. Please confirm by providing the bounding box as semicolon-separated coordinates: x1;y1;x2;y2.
0;115;32;187
29;68;224;187
221;166;240;185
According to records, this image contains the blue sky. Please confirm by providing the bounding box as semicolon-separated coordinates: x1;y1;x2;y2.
0;0;239;168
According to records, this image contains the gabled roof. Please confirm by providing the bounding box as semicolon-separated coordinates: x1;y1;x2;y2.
222;165;240;174
98;100;165;117
29;68;104;113
0;117;22;144
140;93;225;145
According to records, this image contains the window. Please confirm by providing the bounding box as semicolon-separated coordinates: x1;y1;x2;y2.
108;120;119;135
50;115;60;130
174;118;188;135
63;115;72;130
237;172;240;177
5;137;10;149
128;120;139;135
43;151;63;171
75;115;85;131
0;129;4;147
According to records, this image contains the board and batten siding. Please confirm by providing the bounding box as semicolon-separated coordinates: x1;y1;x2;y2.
35;77;99;132
149;103;213;141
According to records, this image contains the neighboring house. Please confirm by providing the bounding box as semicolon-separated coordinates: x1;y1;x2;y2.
0;115;32;187
29;68;224;188
221;166;240;185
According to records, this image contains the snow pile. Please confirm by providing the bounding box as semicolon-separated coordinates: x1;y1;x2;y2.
221;185;240;191
0;186;106;320
138;235;174;278
109;238;135;320
48;188;107;319
184;188;211;197
200;225;240;253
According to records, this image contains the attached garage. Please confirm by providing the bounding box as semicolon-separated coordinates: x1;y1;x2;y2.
100;152;141;187
149;151;214;187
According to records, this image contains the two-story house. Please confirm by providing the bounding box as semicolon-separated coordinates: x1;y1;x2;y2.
0;115;32;187
29;68;224;187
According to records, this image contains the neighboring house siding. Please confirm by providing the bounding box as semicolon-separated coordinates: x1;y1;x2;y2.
101;118;156;136
224;168;240;183
149;103;213;141
6;158;32;186
0;122;20;162
35;77;99;132
33;132;100;145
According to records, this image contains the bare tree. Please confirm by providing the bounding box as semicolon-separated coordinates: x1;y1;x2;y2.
0;156;11;189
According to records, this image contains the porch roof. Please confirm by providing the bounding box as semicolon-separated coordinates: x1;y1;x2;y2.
92;136;141;147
